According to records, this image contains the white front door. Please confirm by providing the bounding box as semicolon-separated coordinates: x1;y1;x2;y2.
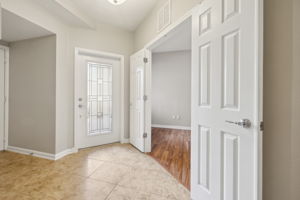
130;50;146;152
191;0;262;200
0;48;5;151
75;53;121;149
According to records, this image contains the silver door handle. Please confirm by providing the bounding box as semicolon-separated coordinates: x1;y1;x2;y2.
78;104;83;108
226;119;251;128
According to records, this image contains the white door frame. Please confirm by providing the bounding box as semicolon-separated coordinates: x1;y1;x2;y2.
143;1;263;199
0;45;9;150
74;48;126;151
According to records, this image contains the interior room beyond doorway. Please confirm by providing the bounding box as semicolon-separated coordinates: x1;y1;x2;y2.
148;18;192;190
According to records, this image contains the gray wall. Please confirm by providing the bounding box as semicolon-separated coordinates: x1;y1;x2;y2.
152;51;191;127
0;0;135;154
263;0;300;199
9;35;56;154
291;0;300;199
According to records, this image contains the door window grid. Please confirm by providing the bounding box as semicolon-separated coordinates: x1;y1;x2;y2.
87;62;112;135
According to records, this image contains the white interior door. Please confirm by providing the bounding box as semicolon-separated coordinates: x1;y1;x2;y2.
191;0;262;200
0;48;5;151
75;53;121;149
130;50;146;152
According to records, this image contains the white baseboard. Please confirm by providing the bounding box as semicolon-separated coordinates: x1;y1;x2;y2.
121;138;129;144
7;146;78;161
7;146;56;160
151;124;191;130
54;148;78;160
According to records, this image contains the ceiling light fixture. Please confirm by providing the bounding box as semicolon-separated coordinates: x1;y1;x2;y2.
107;0;127;5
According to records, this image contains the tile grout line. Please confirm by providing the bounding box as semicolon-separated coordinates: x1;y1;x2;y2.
104;183;118;200
88;176;117;185
86;161;105;178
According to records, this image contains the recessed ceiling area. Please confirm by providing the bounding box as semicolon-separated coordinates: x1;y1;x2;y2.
1;9;54;43
69;0;159;31
152;18;192;53
33;0;95;29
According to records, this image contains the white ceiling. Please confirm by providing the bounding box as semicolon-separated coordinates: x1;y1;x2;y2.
2;9;54;43
69;0;159;31
152;19;192;53
34;0;95;29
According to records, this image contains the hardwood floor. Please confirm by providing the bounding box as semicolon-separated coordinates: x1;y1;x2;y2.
148;127;191;190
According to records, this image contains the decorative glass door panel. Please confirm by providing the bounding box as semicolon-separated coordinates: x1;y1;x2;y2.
75;52;121;149
87;62;112;135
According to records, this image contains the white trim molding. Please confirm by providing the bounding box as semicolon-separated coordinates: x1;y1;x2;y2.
7;146;77;160
152;124;191;130
54;148;78;160
157;0;172;32
7;146;56;160
0;45;9;151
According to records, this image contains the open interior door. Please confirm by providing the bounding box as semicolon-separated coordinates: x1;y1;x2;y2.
191;0;263;200
130;49;149;152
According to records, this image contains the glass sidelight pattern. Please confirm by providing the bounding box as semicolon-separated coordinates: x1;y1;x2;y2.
87;62;113;135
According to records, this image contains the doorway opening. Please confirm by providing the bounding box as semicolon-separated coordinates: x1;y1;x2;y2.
148;18;192;190
130;0;264;198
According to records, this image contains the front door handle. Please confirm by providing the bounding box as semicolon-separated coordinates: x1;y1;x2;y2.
226;119;252;128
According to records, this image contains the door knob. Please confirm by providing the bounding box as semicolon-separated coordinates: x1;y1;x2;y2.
78;104;83;108
226;119;251;128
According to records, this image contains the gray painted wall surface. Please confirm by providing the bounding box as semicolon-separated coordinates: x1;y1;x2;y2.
152;51;191;127
9;35;56;154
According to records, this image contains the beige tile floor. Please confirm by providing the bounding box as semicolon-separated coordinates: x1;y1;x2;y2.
0;143;190;200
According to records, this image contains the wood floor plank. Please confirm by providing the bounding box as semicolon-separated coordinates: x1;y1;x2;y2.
148;127;191;190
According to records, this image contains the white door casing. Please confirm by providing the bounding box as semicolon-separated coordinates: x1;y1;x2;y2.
0;48;4;151
130;49;148;152
144;49;152;153
74;49;123;149
191;0;263;200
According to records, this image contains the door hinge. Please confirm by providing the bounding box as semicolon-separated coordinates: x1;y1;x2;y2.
143;95;148;101
143;57;148;63
143;133;147;138
260;121;264;131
